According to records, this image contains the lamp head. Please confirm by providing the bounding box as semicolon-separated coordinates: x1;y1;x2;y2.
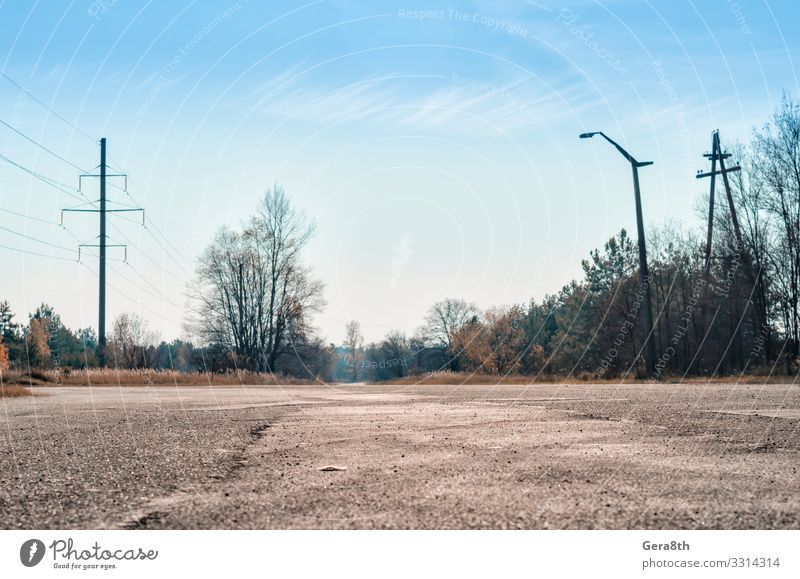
579;132;597;139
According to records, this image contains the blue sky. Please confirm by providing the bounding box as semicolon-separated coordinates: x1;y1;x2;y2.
0;0;798;343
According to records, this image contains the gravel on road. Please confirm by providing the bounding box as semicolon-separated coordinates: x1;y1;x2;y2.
1;382;798;529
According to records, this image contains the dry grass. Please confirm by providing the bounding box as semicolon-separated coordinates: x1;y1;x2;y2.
684;374;800;385
376;371;617;386
376;370;799;386
0;383;35;397
0;368;320;387
2;368;794;389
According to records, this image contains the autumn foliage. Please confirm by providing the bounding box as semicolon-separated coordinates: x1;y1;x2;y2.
0;335;9;374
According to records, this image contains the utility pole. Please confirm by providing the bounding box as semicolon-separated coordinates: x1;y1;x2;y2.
696;130;767;364
696;130;743;272
99;137;107;365
580;131;658;378
702;135;718;275
61;138;142;367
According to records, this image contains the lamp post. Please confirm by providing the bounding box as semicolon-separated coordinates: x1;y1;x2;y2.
580;131;657;378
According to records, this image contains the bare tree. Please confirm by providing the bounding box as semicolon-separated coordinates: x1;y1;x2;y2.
344;320;363;380
189;185;324;373
109;312;159;369
381;330;410;377
729;142;773;363
752;94;800;362
419;298;478;370
420;299;478;349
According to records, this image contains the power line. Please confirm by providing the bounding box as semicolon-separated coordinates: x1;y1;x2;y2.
109;212;146;227
0;116;88;172
0;242;75;262
103;162;195;271
100;182;193;278
0;221;124;262
0;207;62;226
80;261;182;325
0;82;181;347
81;222;184;312
0;152;84;201
0;73;182;307
116;261;183;309
107;198;141;209
108;221;187;285
61;139;144;365
63;199;98;210
0;224;77;254
0;70;97;144
0;209;102;258
4;129;184;358
145;219;195;272
141;224;193;278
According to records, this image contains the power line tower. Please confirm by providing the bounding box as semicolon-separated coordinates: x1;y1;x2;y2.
695;130;768;365
61;138;143;366
696;130;744;273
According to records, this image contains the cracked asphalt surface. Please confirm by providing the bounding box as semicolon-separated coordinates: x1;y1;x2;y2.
1;382;798;529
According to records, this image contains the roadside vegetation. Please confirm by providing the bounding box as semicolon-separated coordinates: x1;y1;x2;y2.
375;370;797;386
0;368;318;387
0;383;34;397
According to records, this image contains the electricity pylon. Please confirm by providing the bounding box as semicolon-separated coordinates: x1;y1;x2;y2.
61;138;143;366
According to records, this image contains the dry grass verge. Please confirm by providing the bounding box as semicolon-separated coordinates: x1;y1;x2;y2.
1;368;320;387
0;383;35;397
375;371;619;386
375;370;799;386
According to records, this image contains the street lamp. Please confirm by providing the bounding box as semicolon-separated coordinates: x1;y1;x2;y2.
580;131;657;378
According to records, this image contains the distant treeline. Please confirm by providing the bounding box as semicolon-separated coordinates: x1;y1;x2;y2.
337;96;800;381
2;97;800;381
0;303;194;373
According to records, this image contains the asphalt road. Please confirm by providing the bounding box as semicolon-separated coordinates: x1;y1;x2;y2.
1;382;798;529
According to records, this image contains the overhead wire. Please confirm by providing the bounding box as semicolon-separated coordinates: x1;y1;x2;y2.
0;152;85;202
0;243;75;262
0;116;89;172
0;76;192;326
0;70;97;144
0;224;77;254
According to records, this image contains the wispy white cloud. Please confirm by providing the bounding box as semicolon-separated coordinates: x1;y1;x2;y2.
233;71;600;136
